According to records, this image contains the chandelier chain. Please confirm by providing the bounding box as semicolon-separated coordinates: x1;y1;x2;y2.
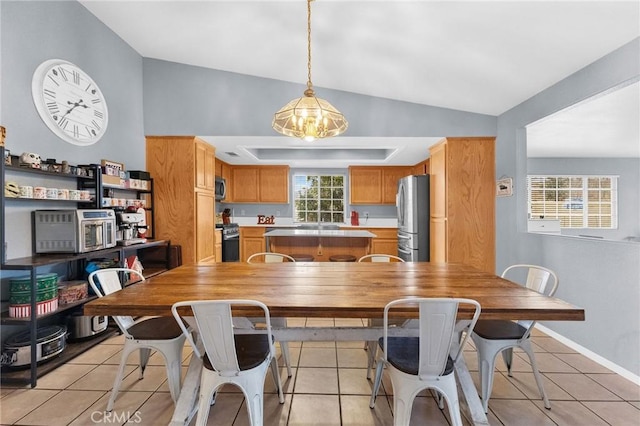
307;0;312;90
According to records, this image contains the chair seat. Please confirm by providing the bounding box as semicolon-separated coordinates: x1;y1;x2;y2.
290;254;314;261
203;334;271;372
128;316;184;340
329;254;357;262
473;320;527;340
379;337;454;376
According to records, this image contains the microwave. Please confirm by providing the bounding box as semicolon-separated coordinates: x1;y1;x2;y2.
34;210;117;253
215;177;226;201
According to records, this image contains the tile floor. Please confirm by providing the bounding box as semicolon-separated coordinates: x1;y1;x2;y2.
1;319;639;425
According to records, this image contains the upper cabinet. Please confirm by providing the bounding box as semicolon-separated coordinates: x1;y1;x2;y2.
231;167;259;202
349;167;382;204
229;165;289;203
412;159;430;176
349;166;412;204
259;167;289;203
214;158;223;178
195;141;215;191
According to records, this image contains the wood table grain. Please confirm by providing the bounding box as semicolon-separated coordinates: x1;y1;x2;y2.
84;261;584;321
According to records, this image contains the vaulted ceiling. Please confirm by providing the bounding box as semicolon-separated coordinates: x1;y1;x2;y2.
79;1;640;165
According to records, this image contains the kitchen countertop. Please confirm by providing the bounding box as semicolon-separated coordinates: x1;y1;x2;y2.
230;217;397;228
263;229;377;238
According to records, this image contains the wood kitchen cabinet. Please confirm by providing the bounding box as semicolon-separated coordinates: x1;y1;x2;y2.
349;167;382;204
259;167;289;203
215;158;223;177
195;140;215;191
231;166;289;203
342;227;398;256
412;159;430;176
429;137;495;273
221;161;233;201
349;166;412;204
231;167;259;202
146;136;216;264
195;191;215;263
368;228;399;255
240;227;266;261
215;229;222;263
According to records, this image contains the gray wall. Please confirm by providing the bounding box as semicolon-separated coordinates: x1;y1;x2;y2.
497;38;640;376
527;157;640;240
142;58;496;137
0;0;145;260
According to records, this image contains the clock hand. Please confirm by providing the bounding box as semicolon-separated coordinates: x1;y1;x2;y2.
60;99;88;121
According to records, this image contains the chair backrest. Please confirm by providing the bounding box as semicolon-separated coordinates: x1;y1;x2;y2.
171;299;275;375
383;298;481;378
88;268;145;334
501;264;559;334
247;252;296;263
358;254;405;263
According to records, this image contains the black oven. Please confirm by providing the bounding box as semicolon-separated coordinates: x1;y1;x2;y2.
218;223;239;262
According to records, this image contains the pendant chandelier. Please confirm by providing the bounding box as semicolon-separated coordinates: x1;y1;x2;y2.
272;0;348;142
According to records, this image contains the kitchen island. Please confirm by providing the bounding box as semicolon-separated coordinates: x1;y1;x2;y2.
263;228;377;261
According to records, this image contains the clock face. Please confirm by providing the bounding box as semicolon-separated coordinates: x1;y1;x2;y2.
32;59;108;146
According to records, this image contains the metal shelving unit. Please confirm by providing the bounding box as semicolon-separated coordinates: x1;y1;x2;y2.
1;150;167;387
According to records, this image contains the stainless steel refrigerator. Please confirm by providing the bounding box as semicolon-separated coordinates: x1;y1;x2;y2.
397;175;430;261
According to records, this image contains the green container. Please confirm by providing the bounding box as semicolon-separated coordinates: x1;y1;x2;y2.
10;288;58;304
9;273;58;304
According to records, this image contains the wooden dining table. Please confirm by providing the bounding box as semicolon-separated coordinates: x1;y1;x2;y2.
84;261;585;426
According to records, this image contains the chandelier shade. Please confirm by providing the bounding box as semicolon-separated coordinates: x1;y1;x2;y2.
272;0;347;141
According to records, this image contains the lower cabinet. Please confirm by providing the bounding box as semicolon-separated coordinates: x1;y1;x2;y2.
215;229;222;263
195;191;215;263
341;227;398;257
368;228;399;256
240;227;266;261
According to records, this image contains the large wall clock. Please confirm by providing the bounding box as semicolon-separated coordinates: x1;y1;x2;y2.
32;59;108;146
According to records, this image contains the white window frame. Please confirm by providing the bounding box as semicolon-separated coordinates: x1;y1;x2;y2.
293;174;346;224
527;175;618;229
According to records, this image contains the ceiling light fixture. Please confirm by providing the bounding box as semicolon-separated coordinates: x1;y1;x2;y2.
272;0;348;142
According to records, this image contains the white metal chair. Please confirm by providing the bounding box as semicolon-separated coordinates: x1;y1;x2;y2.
88;268;186;412
369;298;481;426
246;252;295;263
358;254;407;379
171;299;285;426
357;254;405;263
471;264;559;413
246;252;294;377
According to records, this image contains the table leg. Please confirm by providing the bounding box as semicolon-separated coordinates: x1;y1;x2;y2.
170;321;203;426
169;354;201;426
451;321;489;426
454;357;489;425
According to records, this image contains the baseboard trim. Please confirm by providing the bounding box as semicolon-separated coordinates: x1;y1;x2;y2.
535;324;640;385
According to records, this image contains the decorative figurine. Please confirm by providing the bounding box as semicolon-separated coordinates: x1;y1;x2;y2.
19;152;41;169
4;182;20;198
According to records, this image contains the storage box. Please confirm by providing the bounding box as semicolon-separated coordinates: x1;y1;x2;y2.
102;174;122;186
101;159;125;176
128;170;151;180
9;274;59;314
9;298;58;318
58;280;89;305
